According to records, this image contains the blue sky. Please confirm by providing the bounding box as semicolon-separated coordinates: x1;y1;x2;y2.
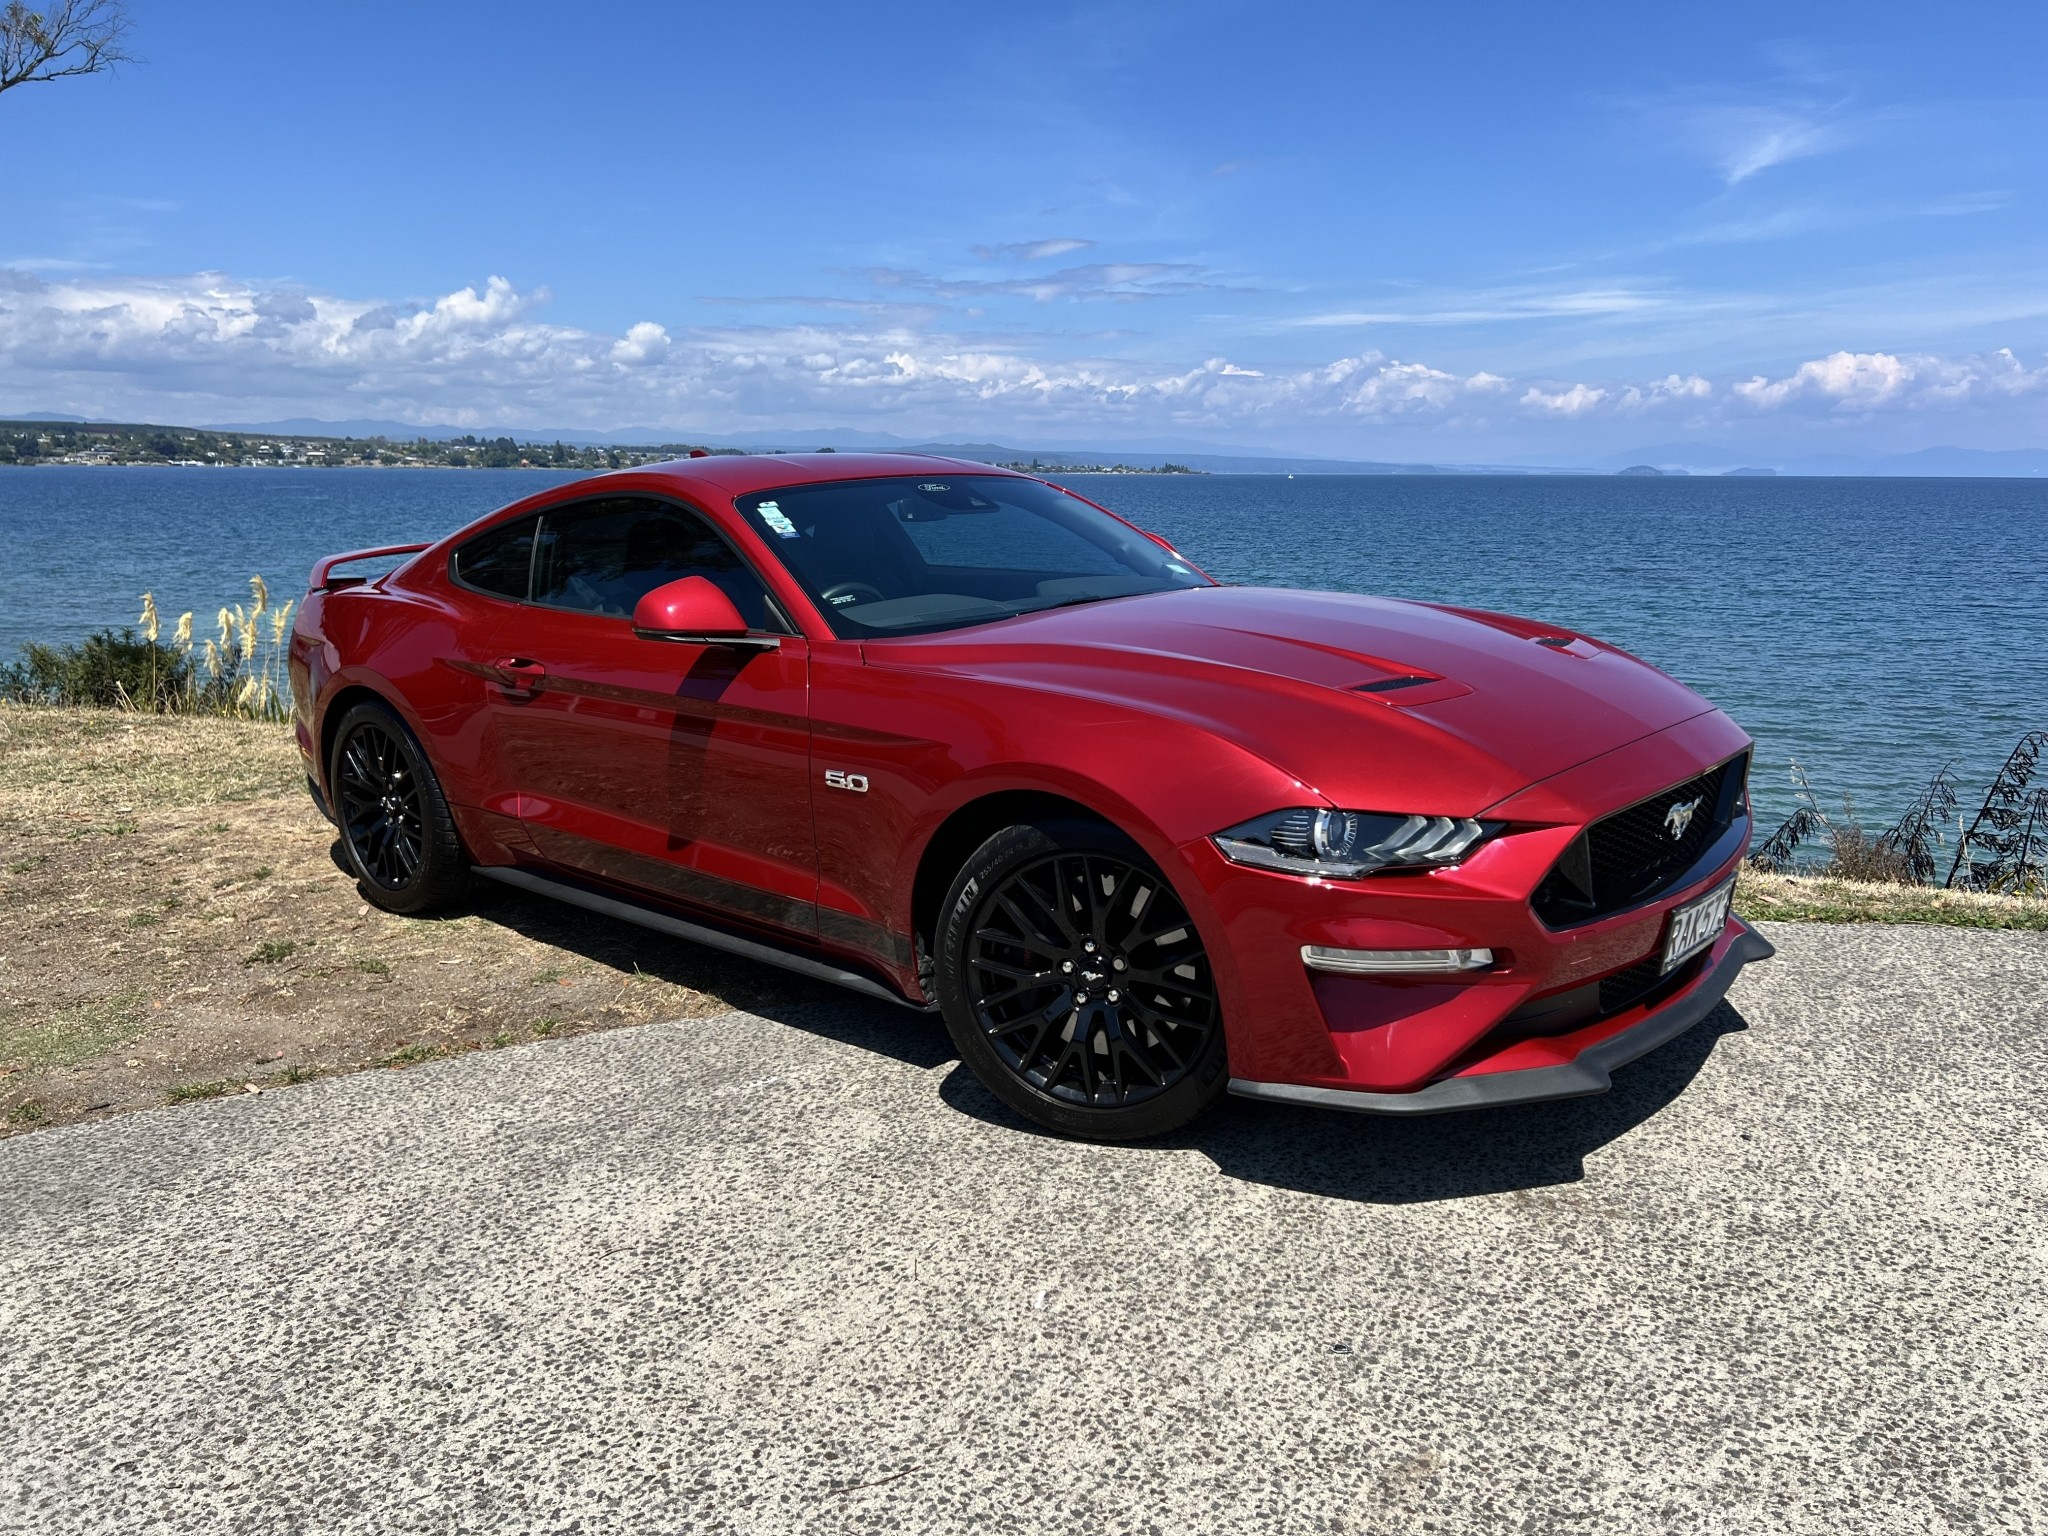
3;0;2045;460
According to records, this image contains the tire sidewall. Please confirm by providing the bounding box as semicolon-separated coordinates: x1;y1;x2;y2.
329;700;465;914
935;818;1228;1141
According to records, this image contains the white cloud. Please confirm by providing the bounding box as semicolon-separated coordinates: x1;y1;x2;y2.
3;266;2044;449
1702;106;1844;184
1616;373;1712;410
1519;383;1607;416
866;261;1218;304
1296;285;1671;327
969;238;1095;262
1733;349;2048;411
609;321;670;366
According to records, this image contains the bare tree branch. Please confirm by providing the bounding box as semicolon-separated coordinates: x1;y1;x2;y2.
1;0;131;96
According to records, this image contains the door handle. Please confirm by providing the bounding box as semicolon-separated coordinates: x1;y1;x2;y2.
489;656;547;691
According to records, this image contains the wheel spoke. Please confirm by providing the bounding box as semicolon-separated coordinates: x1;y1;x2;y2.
964;845;1218;1112
1009;874;1078;948
338;723;428;892
976;975;1051;1009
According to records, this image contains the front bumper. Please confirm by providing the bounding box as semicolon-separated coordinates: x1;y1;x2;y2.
1174;709;1767;1100
1228;918;1773;1114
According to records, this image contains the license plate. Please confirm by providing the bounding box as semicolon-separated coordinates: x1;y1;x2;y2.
1660;877;1734;973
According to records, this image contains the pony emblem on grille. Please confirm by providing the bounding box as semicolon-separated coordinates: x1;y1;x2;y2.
1663;796;1702;840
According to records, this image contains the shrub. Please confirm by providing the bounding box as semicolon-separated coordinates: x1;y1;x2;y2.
0;627;190;709
1;578;295;721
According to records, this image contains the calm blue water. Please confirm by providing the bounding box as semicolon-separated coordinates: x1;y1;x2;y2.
4;465;2045;830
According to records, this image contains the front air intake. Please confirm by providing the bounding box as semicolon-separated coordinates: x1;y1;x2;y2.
1531;752;1748;928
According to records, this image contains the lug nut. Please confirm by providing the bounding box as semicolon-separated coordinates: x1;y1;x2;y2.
1108;989;1120;1003
1112;956;1126;971
1075;992;1089;1005
1061;960;1074;973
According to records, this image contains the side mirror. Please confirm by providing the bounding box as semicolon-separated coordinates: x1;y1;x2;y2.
632;577;776;648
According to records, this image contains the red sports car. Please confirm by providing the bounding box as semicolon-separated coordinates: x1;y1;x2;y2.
291;453;1771;1140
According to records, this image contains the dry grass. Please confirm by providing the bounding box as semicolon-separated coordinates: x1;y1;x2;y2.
0;704;827;1137
0;702;300;811
1735;869;2048;930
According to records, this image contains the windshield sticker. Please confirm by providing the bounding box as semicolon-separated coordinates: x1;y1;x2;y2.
757;501;801;539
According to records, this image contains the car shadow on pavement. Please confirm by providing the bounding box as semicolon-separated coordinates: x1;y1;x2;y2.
463;873;1748;1203
1190;1005;1751;1203
469;879;956;1070
939;1004;1753;1205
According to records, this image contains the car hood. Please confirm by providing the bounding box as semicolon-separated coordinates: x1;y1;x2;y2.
861;586;1723;815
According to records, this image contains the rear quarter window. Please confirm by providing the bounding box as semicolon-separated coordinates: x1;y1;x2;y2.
452;515;538;600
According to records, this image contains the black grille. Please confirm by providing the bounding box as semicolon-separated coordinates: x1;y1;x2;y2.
1532;753;1746;927
1597;955;1665;1015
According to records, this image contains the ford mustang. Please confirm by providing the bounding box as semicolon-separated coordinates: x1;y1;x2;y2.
290;453;1771;1140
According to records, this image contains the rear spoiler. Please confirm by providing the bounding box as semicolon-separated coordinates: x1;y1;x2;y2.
308;543;432;592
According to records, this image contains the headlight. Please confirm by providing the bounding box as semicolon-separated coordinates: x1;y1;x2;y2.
1211;808;1490;879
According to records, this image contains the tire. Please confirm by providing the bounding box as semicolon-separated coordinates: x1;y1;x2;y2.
327;700;470;914
935;819;1228;1141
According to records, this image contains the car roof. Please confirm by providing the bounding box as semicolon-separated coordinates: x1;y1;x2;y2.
624;451;1030;498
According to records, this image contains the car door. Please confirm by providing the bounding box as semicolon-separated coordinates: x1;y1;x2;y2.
492;495;817;940
435;509;553;848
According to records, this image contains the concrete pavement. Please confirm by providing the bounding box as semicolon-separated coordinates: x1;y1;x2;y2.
3;922;2044;1534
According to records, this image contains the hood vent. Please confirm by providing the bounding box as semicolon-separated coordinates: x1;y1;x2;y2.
1352;674;1431;694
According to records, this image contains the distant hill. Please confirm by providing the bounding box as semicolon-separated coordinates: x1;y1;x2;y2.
1599;441;2048;477
1778;446;2048;477
200;418;1577;474
15;412;2044;477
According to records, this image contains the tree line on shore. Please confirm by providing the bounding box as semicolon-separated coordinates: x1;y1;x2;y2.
1;422;734;470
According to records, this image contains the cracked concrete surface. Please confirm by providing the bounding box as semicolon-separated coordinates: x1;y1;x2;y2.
3;922;2043;1534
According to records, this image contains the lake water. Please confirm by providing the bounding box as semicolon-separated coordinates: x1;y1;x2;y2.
4;464;2045;831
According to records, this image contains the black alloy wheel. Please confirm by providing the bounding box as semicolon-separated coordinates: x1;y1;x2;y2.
337;719;423;888
937;820;1228;1141
329;700;470;914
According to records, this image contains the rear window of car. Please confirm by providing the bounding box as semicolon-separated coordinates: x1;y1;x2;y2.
451;514;538;600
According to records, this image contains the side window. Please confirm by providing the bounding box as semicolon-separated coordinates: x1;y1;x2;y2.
531;498;770;627
452;514;538;600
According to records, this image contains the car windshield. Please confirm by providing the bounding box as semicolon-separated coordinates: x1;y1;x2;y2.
735;474;1209;638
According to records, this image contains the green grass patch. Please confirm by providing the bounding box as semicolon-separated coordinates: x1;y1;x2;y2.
378;1042;445;1068
7;1100;49;1126
0;989;147;1072
7;855;47;875
166;1080;234;1103
1737;871;2048;930
353;957;391;976
244;939;298;965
